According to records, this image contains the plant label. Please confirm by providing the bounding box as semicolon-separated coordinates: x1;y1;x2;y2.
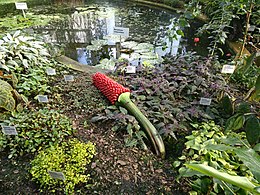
38;95;49;103
199;98;212;106
113;27;129;37
46;68;56;75
64;75;74;82
15;2;28;10
48;171;66;181
126;66;136;74
1;126;18;135
221;65;235;74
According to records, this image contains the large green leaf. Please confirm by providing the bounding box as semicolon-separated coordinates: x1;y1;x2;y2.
242;52;256;74
0;89;16;111
186;163;259;194
233;115;245;131
225;114;245;131
245;116;260;146
221;95;233;115
0;79;13;91
234;148;260;183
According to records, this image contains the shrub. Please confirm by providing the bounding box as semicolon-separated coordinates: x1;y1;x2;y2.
30;139;96;194
0;109;75;158
174;121;260;194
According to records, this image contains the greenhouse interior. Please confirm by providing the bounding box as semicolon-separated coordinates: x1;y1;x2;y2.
0;0;259;194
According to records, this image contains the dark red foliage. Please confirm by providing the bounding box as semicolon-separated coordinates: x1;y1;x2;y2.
92;72;130;104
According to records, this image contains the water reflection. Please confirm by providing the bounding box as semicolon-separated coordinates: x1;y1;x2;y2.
53;0;84;6
33;0;183;65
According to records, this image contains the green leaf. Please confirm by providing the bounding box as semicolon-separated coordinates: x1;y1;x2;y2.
11;72;18;88
225;115;237;131
119;106;128;114
221;95;233;115
233;115;245;131
255;75;260;95
204;144;233;151
173;161;181;168
254;143;260;152
186;163;259;193
0;64;10;72
16;103;23;112
179;18;190;28
245;116;260;146
176;29;184;36
234;148;260;183
236;102;251;114
226;115;245;131
242;52;256;74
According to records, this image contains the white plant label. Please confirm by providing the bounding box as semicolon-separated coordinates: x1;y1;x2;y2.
221;65;235;74
1;126;18;135
46;68;56;75
15;2;28;10
38;95;49;103
113;27;129;37
199;98;212;106
48;171;66;181
64;75;74;82
126;66;136;74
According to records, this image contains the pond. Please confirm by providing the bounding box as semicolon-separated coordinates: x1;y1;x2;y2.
0;0;208;68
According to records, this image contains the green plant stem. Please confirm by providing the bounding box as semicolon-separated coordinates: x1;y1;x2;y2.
186;163;260;194
118;92;165;158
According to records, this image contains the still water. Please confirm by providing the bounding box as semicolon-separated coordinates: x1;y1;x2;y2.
1;0;207;67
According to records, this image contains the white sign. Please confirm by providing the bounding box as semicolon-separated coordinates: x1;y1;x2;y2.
221;65;235;74
199;98;212;106
15;2;28;10
48;171;66;181
126;66;136;74
113;27;129;37
38;95;49;103
1;126;18;135
46;68;56;76
64;75;74;82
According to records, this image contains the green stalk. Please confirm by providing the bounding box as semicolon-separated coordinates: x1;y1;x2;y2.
118;92;165;159
186;163;260;194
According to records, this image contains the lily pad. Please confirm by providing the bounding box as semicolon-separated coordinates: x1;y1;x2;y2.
103;35;127;42
121;41;138;49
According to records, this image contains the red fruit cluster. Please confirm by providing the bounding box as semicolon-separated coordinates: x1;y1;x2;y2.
92;72;130;104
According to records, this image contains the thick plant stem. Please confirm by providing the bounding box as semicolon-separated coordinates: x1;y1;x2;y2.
118;92;165;159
